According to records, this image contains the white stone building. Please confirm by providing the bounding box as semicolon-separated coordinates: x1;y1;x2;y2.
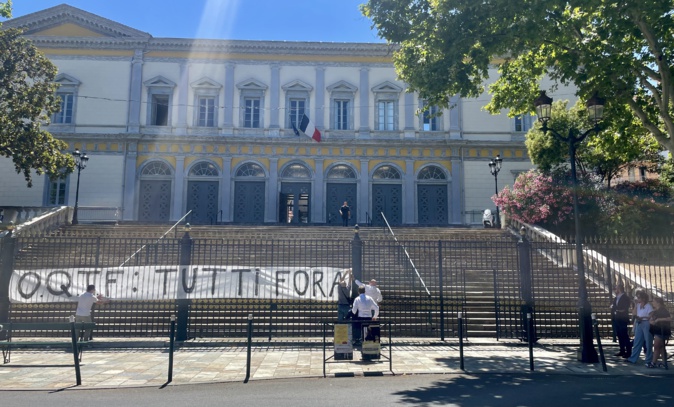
1;5;544;226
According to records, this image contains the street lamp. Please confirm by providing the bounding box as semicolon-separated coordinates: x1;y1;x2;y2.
534;90;605;363
71;150;89;225
488;154;503;228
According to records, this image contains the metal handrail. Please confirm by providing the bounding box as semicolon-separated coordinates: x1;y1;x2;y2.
379;212;431;297
118;210;193;267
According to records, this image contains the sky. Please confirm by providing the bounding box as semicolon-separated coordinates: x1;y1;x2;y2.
6;0;384;43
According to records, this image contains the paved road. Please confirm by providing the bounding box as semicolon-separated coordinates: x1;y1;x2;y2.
1;374;672;407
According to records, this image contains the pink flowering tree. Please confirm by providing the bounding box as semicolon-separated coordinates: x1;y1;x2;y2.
493;171;574;226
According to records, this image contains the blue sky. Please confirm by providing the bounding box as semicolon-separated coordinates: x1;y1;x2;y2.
7;0;384;43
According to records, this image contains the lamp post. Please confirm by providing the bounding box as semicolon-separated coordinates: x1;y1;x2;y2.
488;155;503;228
71;150;89;225
534;90;604;363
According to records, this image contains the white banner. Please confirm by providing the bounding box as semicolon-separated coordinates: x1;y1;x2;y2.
9;265;350;303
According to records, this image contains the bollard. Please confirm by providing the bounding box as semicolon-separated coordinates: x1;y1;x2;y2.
458;312;464;371
527;313;534;371
168;315;176;383
69;315;82;386
244;314;253;383
592;314;607;372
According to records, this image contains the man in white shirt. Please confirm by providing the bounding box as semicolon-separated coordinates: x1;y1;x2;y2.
75;285;105;340
351;285;379;345
354;278;382;303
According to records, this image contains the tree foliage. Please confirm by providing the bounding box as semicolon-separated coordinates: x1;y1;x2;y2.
362;0;674;153
526;100;662;187
0;27;74;187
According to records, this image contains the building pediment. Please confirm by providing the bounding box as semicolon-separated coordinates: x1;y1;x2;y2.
327;80;358;94
144;76;176;88
281;80;313;92
236;79;268;91
191;77;222;89
3;4;151;39
372;81;403;93
54;73;81;87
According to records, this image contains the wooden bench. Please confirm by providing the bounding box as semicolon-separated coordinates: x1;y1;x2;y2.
0;321;96;386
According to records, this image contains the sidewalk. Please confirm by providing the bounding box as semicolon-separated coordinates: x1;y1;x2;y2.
0;338;670;390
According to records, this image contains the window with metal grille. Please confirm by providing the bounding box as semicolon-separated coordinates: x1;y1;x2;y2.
373;165;401;179
236;163;265;177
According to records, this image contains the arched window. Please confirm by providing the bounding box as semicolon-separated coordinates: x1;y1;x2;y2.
189;162;219;177
235;163;265;177
327;164;356;179
417;166;446;180
281;163;311;178
141;161;173;176
372;165;401;180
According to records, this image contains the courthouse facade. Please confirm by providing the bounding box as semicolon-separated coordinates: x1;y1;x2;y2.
1;5;539;226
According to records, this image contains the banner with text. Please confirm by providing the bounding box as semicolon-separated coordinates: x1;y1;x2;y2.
9;265;351;303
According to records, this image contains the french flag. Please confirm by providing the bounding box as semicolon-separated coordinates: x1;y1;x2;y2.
292;114;321;142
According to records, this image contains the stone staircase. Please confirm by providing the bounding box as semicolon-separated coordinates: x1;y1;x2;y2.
9;223;610;339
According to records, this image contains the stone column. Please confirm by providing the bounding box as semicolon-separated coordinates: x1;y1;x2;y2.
175;63;189;135
359;159;369;223
223;63;235;135
450;149;464;224
122;141;138;220
221;156;232;222
269;65;280;135
313;158;324;223
404;89;415;139
449;94;462;140
404;160;415;224
359;68;370;137
314;67;325;129
126;50;144;133
172;156;185;221
266;157;279;223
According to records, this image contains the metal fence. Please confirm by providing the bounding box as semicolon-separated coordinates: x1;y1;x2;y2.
2;232;673;341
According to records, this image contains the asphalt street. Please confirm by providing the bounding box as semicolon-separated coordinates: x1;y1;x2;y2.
0;373;671;407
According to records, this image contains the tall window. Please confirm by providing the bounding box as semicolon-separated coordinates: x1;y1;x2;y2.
244;98;261;128
47;178;67;206
372;81;402;131
52;93;74;124
327;80;357;131
335;100;349;130
377;100;395;131
197;96;216;127
191;78;222;129
151;94;170;126
289;99;305;128
423;105;439;131
144;76;176;128
514;115;532;132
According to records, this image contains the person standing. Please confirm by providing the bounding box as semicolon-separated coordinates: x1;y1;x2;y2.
337;269;353;321
355;278;383;304
75;285;106;340
627;290;653;365
340;201;351;227
610;284;632;358
648;297;672;368
351;285;379;346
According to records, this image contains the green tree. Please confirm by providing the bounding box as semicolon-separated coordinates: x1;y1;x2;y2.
362;0;674;153
1;4;74;187
526;100;662;187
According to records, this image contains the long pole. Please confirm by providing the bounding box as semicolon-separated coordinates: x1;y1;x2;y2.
72;165;82;225
493;172;500;227
568;140;598;363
